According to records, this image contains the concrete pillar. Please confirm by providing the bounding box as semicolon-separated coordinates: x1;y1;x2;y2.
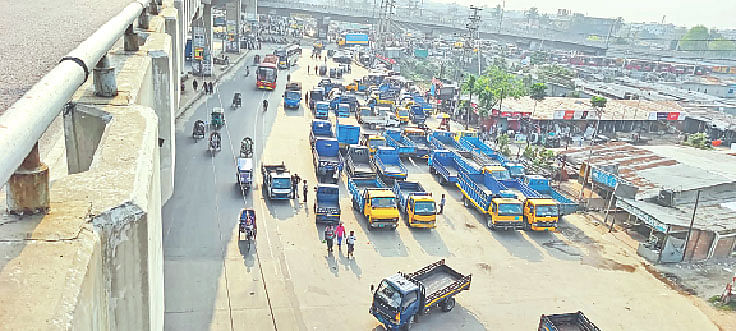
203;3;213;60
149;47;176;203
5;143;50;215
163;9;181;110
63;104;111;174
226;0;241;54
174;0;186;76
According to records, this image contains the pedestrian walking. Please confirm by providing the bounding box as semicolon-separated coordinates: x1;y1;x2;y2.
307;66;310;74
324;225;335;253
315;65;318;75
335;222;346;251
293;174;301;199
439;194;446;214
303;180;308;203
305;92;309;105
209;82;215;94
346;230;356;258
204;82;209;94
193;79;198;91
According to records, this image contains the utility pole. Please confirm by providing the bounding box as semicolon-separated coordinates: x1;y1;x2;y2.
682;190;701;262
463;5;482;129
375;0;396;55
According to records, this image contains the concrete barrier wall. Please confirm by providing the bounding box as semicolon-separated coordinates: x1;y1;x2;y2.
0;7;175;330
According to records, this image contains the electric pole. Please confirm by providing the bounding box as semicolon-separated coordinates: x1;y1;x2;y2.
464;5;482;128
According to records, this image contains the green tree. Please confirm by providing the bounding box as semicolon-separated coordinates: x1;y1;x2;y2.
709;38;736;56
530;82;547;115
591;95;607;109
497;133;511;156
679;26;710;51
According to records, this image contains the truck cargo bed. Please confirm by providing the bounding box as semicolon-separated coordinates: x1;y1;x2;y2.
414;266;464;295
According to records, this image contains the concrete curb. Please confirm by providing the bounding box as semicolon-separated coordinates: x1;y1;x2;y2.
176;49;252;118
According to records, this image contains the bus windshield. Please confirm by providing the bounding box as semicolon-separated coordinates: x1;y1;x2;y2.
257;66;276;81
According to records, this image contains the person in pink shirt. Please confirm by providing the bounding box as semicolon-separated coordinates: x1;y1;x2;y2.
335;222;346;251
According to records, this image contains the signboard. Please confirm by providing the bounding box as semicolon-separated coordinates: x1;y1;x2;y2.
192;27;212;76
648;111;682;120
592;168;617;188
225;20;238;52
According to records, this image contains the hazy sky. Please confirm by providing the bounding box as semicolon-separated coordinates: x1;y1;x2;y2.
431;0;735;29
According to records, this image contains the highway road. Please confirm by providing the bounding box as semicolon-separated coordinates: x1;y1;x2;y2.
162;46;718;331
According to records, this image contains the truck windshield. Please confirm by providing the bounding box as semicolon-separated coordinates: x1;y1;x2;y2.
490;170;511;180
508;166;524;177
286;91;300;99
375;280;401;310
372;197;396;208
272;178;291;189
497;203;522;216
398;110;409;117
369;139;386;148
535;205;559;217
414;201;436;216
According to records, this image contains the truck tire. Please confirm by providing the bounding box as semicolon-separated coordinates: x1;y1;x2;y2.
441;297;455;312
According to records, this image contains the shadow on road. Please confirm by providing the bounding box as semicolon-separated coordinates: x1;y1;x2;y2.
370;305;484;331
490;230;544;262
409;226;451;257
350;209;409;257
526;230;582;261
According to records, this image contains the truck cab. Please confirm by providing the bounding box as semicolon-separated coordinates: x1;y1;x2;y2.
365;134;386;154
482;165;511;180
395;106;410;124
315;101;330;120
524;198;560;231
406;195;436;228
283;82;302;109
453;129;478;142
370;274;421;330
314;184;341;224
362;189;400;229
309;88;324;110
337;103;351;118
489;197;525;230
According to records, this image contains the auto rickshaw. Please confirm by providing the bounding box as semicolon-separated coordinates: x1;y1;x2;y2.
211;107;225;129
209;131;222;156
192;120;205;142
239;209;257;251
231;92;242;110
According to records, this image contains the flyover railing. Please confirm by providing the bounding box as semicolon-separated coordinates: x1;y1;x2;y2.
0;0;160;214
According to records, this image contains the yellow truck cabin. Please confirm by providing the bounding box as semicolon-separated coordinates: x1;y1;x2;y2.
489;197;525;230
523;198;559;231
453;129;478;142
363;189;400;229
406;195;437;228
366;135;386;154
395;106;410;124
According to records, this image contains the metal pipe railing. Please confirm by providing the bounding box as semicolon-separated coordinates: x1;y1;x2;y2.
0;0;152;187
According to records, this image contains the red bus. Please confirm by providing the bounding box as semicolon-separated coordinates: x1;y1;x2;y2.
257;62;278;90
263;54;278;66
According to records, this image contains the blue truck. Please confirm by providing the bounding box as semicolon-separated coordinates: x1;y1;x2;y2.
384;129;415;158
336;103;351;118
456;167;526;230
336;117;361;150
314;184;341;224
429;131;470;157
330;94;359;112
315;101;330;120
312;138;342;183
409;104;426;125
309;120;333;146
459;136;526;178
309;88;325;112
428;150;465;185
370;259;471;330
403;128;430;158
373;147;408;182
524;175;579;215
283;82;302;109
538;311;600;331
347;176;399;230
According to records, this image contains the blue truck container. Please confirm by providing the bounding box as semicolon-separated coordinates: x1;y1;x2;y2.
315;101;330;120
428;131;469;157
336;117;361;150
404;129;430;158
392;181;430;212
315;184;341;224
347;176;386;212
384;129;415;157
373;147;407;181
524;175;579;215
428;150;468;185
313;138;342;183
409;104;426;125
309;120;333;146
457;168;517;216
459;136;526;178
499;178;544;200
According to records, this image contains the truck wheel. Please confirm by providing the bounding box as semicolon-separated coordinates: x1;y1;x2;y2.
441;297;455;312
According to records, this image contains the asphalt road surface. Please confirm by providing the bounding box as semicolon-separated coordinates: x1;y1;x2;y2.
163;47;719;331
